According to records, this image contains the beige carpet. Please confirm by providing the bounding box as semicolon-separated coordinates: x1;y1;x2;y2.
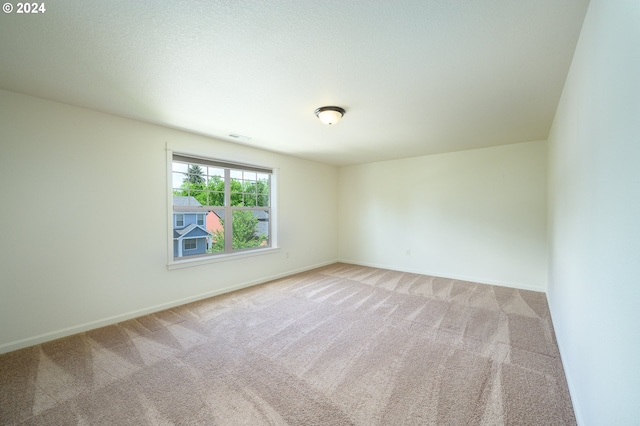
0;263;575;425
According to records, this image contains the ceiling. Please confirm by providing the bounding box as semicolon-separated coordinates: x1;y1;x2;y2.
0;1;589;166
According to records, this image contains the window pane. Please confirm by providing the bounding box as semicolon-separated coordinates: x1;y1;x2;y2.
230;178;243;206
187;165;206;186
256;210;269;246
186;191;206;207
232;209;269;250
207;167;224;178
173;162;188;173
245;184;257;199
207;209;225;254
206;175;225;188
172;172;188;192
206;175;225;206
256;175;269;195
206;191;225;207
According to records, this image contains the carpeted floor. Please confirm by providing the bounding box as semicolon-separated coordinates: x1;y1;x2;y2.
0;263;575;425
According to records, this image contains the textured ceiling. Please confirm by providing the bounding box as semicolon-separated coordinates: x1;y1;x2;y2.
0;1;589;166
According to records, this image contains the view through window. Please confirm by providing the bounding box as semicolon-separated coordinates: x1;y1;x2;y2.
171;154;272;260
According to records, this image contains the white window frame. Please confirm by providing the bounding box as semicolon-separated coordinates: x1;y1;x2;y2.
175;214;184;227
196;213;205;226
166;145;278;269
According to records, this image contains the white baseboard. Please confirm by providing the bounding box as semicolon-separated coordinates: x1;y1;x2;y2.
547;298;584;426
0;259;338;355
0;258;543;354
338;258;545;293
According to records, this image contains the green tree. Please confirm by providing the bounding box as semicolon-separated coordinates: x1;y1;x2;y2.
231;210;265;249
205;175;225;206
187;165;205;185
230;179;244;206
229;178;269;207
174;172;269;208
173;166;226;207
255;179;269;207
209;209;267;252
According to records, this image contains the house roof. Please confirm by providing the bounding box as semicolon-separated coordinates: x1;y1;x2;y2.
173;196;214;213
173;196;202;207
173;224;212;240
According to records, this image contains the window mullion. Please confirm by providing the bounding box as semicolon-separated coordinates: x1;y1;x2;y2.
224;169;233;253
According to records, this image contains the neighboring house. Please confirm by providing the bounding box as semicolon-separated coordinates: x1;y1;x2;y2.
255;210;269;240
206;210;223;235
173;196;213;258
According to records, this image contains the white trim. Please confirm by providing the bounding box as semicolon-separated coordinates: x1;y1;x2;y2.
270;168;279;248
166;146;175;265
173;153;272;174
0;259;338;354
338;258;545;292
547;297;585;426
168;246;280;270
166;142;278;173
167;147;277;266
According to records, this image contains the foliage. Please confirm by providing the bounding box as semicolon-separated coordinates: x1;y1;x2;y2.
187;165;205;185
173;173;268;208
209;209;267;252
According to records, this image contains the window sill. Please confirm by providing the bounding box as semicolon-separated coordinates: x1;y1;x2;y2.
167;247;280;270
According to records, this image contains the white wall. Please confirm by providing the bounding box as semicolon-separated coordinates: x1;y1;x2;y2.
547;0;640;424
338;141;548;290
0;90;338;353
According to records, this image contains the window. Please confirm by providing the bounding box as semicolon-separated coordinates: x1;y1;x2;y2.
170;153;273;262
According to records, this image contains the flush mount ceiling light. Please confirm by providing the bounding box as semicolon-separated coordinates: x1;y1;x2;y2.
314;106;345;125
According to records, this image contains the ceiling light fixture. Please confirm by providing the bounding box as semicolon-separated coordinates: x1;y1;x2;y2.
314;106;345;125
